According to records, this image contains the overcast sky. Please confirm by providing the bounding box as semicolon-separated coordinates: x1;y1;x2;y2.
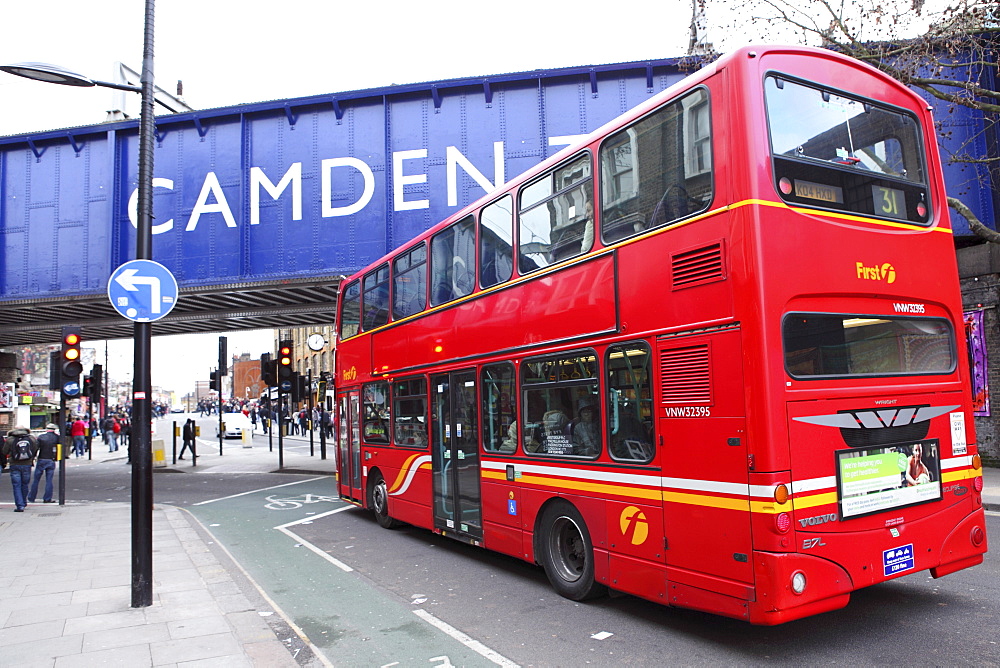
0;0;946;395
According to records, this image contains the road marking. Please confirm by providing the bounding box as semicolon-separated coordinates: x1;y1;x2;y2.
271;506;518;666
412;609;520;668
180;507;335;668
273;506;356;572
193;476;329;506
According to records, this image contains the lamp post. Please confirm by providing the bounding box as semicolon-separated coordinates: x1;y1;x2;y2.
2;0;158;608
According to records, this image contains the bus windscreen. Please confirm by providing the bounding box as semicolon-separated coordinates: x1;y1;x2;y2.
783;314;956;378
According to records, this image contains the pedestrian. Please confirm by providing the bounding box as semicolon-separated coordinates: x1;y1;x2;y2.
101;415;113;444
108;416;120;452
71;416;88;457
28;423;58;504
119;418;130;448
2;425;38;512
179;418;196;460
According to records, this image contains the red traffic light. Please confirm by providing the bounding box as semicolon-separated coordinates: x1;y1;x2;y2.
61;326;83;379
277;340;293;378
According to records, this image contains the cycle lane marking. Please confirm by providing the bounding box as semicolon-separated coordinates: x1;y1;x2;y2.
192;475;329;506
272;506;519;667
193;481;520;667
273;505;356;573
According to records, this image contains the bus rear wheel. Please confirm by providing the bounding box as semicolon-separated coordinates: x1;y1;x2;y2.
369;472;401;529
538;501;606;601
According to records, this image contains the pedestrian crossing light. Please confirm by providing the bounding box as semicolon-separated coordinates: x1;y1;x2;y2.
278;340;293;380
61;326;83;378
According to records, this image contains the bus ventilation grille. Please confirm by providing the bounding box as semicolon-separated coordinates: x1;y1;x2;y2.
671;242;724;290
660;344;711;404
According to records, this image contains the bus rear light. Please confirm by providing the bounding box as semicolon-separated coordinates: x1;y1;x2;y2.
774;484;789;505
775;512;791;534
916;201;927;218
779;177;793;195
791;571;807;595
973;476;984;493
972;454;982;470
972;526;985;547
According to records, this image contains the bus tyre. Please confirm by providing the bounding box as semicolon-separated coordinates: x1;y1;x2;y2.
538;501;606;601
369;472;401;529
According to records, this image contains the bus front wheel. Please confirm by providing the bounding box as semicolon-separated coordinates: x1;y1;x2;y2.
538;501;606;601
369;472;401;529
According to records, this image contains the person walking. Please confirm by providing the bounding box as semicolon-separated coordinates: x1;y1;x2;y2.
179;418;196;460
108;416;120;452
28;423;58;504
2;426;38;512
70;417;88;457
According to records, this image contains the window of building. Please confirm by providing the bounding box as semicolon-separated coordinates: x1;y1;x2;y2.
479;196;514;289
482;363;516;452
600;88;713;245
521;351;600;457
430;215;476;306
393;377;427;447
518;154;594;273
393;243;427;319
606;342;654;463
362;380;390;443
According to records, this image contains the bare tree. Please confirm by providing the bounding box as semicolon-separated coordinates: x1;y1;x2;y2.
713;0;999;240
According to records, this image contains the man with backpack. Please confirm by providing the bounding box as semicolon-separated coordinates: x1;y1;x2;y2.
28;423;59;504
2;426;38;512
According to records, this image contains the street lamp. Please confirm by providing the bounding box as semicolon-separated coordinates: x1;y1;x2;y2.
1;0;158;609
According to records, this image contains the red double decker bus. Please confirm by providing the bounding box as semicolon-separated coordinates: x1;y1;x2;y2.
334;45;988;624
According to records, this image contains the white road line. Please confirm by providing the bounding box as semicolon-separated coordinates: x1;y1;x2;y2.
412;609;520;668
180;507;335;668
270;507;518;666
193;476;329;505
273;505;357;572
273;505;356;530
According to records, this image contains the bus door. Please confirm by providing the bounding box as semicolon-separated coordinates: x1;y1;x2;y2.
337;390;363;503
431;370;483;540
657;328;754;595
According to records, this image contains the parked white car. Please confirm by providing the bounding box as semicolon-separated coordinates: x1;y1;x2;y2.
217;412;253;439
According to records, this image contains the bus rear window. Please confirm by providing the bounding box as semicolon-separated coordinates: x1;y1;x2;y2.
783;314;955;378
765;76;931;225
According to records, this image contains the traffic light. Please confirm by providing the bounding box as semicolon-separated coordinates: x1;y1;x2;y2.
83;375;92;397
48;351;61;390
290;372;301;403
90;364;103;401
277;340;293;380
260;353;275;387
218;336;228;376
209;370;219;391
299;374;309;403
61;326;83;379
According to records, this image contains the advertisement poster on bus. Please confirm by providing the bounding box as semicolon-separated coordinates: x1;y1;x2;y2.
836;440;942;518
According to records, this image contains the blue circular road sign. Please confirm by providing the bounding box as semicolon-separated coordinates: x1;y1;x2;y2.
63;380;81;396
107;260;179;322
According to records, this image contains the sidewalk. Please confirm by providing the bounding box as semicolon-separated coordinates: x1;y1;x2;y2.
0;434;334;667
